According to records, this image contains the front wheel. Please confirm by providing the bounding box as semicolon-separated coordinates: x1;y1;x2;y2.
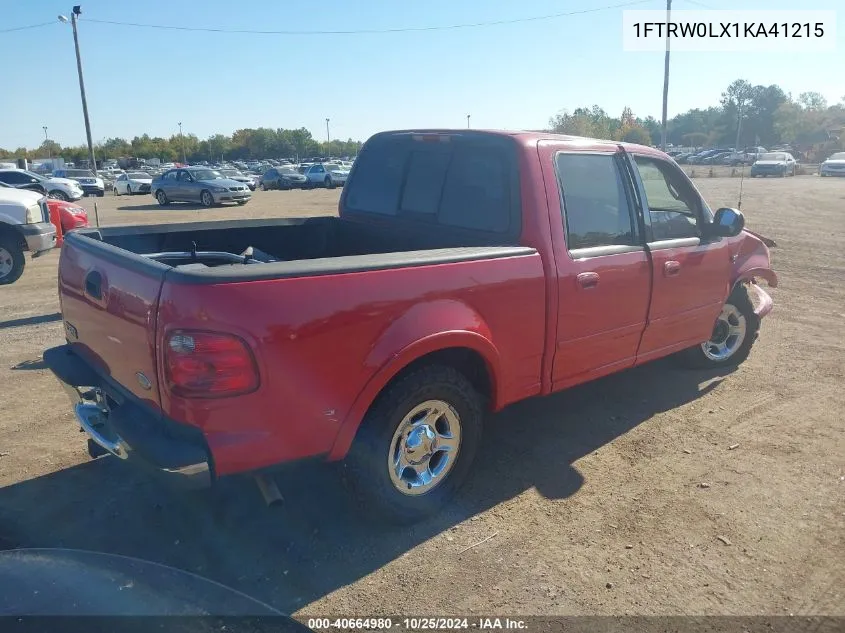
344;364;483;523
0;235;26;285
155;190;169;206
49;190;69;202
200;190;214;207
680;285;760;369
325;176;335;189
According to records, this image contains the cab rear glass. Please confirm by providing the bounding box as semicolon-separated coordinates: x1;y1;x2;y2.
343;132;521;238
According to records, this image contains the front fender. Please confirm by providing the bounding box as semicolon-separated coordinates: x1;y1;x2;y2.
326;300;500;461
731;230;778;289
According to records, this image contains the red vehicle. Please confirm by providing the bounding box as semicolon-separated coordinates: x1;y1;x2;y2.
45;130;776;521
46;199;89;246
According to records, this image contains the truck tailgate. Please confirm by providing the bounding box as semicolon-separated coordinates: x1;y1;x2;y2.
58;234;168;410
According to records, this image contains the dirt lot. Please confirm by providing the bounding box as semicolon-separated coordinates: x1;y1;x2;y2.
1;178;843;616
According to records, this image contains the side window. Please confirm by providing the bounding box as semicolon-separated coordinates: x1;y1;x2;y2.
632;156;700;241
178;171;193;182
164;171;177;181
555;153;636;250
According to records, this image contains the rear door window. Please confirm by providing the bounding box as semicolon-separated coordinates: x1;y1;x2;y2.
439;148;509;232
555;153;637;250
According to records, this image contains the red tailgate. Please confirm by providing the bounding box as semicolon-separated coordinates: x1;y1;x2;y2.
58;236;167;410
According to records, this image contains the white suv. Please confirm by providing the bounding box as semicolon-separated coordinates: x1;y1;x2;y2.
0;184;57;284
0;168;84;202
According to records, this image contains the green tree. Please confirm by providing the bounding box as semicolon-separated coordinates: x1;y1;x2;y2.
621;126;652;145
36;139;62;157
798;91;828;111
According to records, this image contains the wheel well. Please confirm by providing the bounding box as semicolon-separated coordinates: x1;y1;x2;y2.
382;347;493;409
0;224;26;251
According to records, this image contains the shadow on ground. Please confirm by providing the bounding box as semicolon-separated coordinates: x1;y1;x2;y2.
0;313;61;330
117;203;207;212
0;359;731;612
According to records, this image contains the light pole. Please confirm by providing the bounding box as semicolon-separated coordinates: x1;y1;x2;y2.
660;0;672;151
43;126;50;159
178;121;186;164
325;118;331;149
734;106;745;151
58;8;97;176
467;114;471;129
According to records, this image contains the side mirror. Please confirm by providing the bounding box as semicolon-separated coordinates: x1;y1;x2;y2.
710;207;745;237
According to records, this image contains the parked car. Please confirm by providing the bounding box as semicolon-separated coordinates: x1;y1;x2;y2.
303;162;349;188
688;149;728;165
0;169;83;201
0;183;56;284
750;152;797;177
53;169;105;197
819;151;845;177
219;169;257;191
113;171;153;196
701;151;731;165
44;129;777;522
47;198;89;247
261;166;308;190
151;168;252;207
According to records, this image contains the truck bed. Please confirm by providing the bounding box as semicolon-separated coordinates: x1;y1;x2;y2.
68;216;531;283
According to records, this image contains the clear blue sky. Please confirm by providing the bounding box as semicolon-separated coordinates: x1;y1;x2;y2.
2;0;842;149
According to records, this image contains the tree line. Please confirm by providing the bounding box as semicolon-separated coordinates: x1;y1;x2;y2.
3;79;843;164
548;80;844;159
0;127;363;164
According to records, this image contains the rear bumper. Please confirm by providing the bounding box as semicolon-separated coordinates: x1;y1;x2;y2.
43;345;212;489
19;222;57;254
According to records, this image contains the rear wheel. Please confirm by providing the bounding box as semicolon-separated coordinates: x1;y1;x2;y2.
680;285;760;369
344;364;483;523
155;190;169;206
0;235;25;285
200;190;214;207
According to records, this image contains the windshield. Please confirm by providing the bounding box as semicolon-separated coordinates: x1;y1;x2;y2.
279;167;297;174
189;169;222;180
758;152;788;161
127;172;149;179
66;170;95;178
220;169;244;177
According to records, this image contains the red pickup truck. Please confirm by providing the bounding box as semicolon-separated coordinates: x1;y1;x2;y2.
45;130;776;522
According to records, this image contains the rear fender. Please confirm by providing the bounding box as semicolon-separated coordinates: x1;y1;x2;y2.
326;300;500;461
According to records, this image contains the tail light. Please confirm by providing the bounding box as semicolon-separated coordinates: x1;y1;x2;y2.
164;331;259;398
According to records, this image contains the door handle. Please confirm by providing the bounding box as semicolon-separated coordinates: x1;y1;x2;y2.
576;272;600;289
664;260;681;277
85;270;102;300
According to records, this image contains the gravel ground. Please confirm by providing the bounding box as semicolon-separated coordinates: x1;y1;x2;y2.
0;178;843;616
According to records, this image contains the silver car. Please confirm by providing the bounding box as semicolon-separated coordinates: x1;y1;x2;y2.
151;168;252;207
303;163;350;189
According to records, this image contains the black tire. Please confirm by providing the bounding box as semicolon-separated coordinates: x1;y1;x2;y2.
680;285;760;369
343;364;483;524
97;191;105;197
113;188;118;196
0;234;25;285
325;176;335;189
200;190;214;207
236;200;248;206
155;190;169;206
49;189;69;201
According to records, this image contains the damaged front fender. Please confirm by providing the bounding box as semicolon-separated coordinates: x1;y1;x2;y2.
731;229;778;289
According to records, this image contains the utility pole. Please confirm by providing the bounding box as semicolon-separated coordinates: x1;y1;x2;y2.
178;122;186;164
325;118;331;149
43;126;50;159
735;104;744;150
467;114;471;129
59;8;97;176
660;0;671;151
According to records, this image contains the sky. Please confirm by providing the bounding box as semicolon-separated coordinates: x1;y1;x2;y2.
1;0;842;150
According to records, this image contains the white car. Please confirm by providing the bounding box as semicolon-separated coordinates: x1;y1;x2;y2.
303;163;350;189
819;152;845;177
0;184;56;284
0;169;84;201
113;171;153;196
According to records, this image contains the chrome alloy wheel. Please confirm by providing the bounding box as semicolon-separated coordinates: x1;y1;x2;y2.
701;304;747;361
388;399;461;496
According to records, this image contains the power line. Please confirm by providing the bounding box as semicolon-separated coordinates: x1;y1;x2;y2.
681;0;716;8
0;21;57;34
81;0;654;36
